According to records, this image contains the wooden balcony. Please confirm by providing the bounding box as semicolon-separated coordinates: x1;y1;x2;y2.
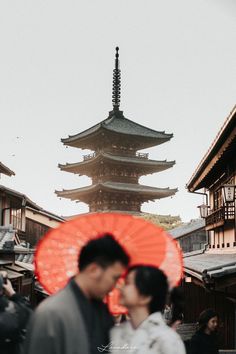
205;205;235;230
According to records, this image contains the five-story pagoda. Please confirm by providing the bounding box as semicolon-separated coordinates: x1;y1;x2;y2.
56;48;177;212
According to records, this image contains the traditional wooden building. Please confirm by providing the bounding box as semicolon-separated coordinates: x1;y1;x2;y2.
56;48;177;212
0;185;64;246
169;218;207;253
25;207;64;247
0;185;64;300
184;105;236;349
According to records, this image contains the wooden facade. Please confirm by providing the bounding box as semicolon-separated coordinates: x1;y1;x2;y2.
182;281;235;349
25;218;49;247
0;185;64;303
185;106;236;349
169;219;207;253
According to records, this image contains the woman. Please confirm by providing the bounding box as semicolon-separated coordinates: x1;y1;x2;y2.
110;265;186;354
188;309;219;354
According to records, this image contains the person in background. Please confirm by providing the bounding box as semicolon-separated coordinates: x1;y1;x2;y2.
187;309;219;354
24;234;130;354
0;271;32;354
168;287;184;330
110;265;186;354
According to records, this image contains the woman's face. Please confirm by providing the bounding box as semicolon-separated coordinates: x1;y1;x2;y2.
207;316;218;333
120;270;150;309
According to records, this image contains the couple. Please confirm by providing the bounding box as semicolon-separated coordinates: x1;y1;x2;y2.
24;234;185;354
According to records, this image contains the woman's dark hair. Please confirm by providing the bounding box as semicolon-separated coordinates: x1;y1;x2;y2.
127;265;168;314
197;308;218;332
79;233;130;271
169;287;184;324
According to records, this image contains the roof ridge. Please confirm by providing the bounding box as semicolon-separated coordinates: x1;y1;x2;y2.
187;105;236;189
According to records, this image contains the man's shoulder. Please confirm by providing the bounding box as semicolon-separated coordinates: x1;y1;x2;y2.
36;285;73;315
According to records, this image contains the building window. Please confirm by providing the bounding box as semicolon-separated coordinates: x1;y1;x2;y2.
213;189;222;210
10;208;23;230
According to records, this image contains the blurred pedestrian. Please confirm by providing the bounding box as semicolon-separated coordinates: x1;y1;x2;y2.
187;309;219;354
169;287;184;330
0;271;32;354
110;265;186;354
23;234;130;354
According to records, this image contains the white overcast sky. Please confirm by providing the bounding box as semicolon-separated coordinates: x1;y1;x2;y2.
0;0;235;222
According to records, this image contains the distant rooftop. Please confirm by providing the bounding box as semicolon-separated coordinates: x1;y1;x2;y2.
0;185;64;221
0;226;15;250
0;185;41;209
169;219;205;239
184;253;236;280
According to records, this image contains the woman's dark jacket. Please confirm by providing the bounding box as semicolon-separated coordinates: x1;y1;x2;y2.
187;330;219;354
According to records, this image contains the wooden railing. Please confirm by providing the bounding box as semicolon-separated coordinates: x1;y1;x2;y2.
83;152;96;161
136;152;149;159
83;151;149;160
206;205;235;228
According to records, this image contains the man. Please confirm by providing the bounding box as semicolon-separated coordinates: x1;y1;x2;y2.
24;234;130;354
0;271;32;354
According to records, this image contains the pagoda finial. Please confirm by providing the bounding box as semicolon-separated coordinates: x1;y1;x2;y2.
112;47;121;111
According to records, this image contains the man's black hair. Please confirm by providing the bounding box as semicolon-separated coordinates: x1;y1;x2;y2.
78;233;130;271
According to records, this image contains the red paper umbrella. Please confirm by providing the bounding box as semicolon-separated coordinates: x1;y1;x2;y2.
35;213;183;309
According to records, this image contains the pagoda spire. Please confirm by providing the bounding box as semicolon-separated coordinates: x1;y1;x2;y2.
112;47;121;111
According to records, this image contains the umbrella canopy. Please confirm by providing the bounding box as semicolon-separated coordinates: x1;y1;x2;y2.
35;212;183;313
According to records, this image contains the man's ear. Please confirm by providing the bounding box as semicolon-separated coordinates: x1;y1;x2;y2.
86;263;103;278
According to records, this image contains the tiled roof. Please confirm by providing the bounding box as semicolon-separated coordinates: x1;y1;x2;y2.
0;185;64;221
0;162;15;176
15;253;34;264
15;261;34;272
0;185;41;210
184;253;236;280
169;219;205;239
0;226;15;250
59;153;175;174
56;182;177;200
26;207;65;222
62;111;173;144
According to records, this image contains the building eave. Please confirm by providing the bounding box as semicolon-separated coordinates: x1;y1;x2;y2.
0;185;41;210
187;105;236;191
25;206;65;222
55;182;177;201
61;114;173;149
0;162;15;176
59;153;175;174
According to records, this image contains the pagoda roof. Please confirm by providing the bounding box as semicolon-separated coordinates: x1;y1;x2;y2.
59;152;175;175
0;162;15;176
62;110;173;150
55;182;177;202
